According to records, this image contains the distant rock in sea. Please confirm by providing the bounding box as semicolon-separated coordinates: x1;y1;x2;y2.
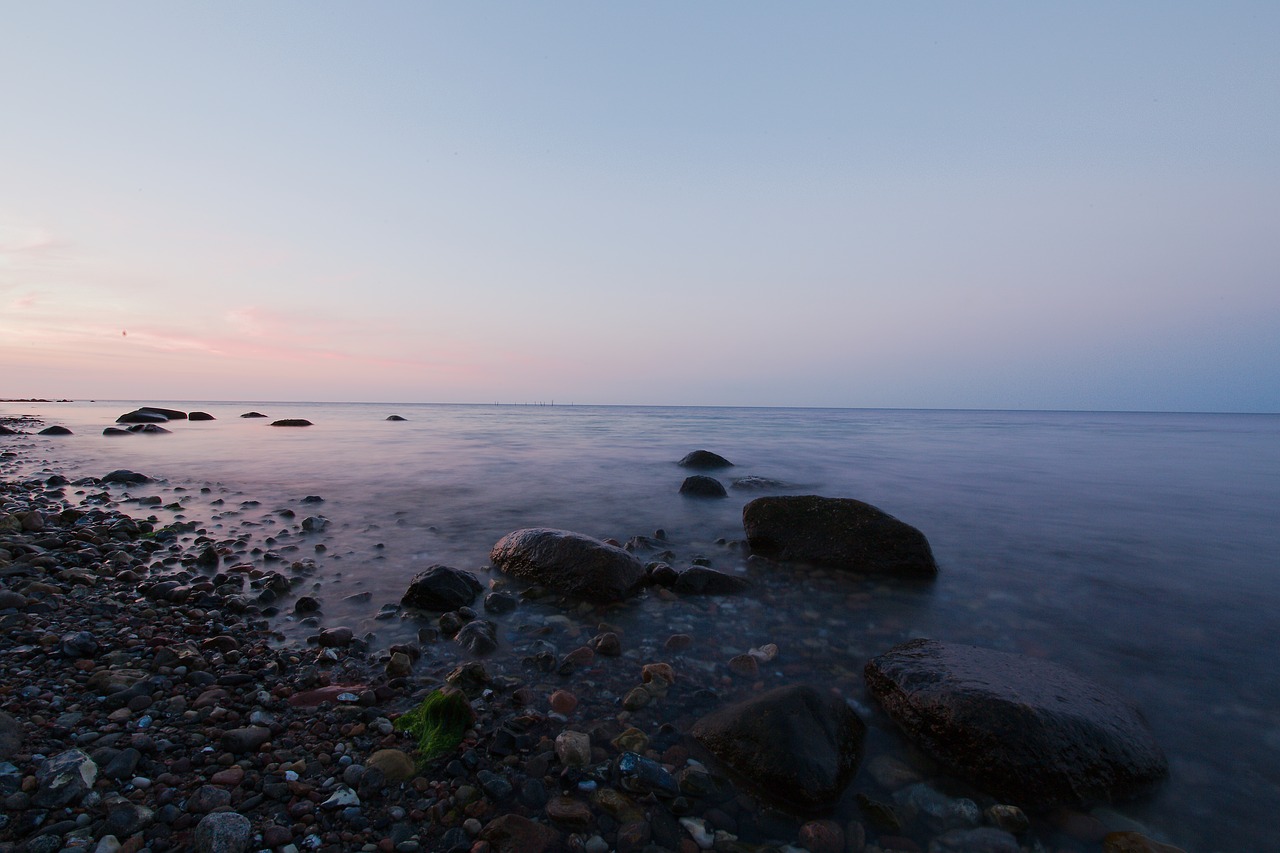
678;450;734;469
39;426;73;436
386;414;407;421
189;411;216;421
240;412;268;418
679;475;728;498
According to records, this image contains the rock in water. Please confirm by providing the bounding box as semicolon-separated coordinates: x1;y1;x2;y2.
863;639;1168;809
742;495;938;578
690;684;865;813
386;414;407;421
116;409;169;423
490;528;647;603
270;418;312;426
678;449;734;469
679;475;728;498
189;411;216;421
673;566;751;594
240;411;268;418
402;565;483;611
39;425;72;435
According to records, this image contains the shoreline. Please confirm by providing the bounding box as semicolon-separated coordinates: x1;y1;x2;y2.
2;414;1189;853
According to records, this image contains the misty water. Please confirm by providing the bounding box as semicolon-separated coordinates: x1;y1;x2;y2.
6;401;1279;852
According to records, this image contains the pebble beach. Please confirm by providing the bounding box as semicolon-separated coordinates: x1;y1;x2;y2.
0;408;1221;853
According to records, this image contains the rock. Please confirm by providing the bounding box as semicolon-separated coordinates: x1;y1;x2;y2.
484;591;518;614
102;427;130;436
188;784;234;813
678;450;734;469
401;565;483;611
220;726;272;754
555;731;591;767
864;639;1169;808
386;651;413;678
116;409;169;424
545;794;593;826
386;414;407;421
928;827;1021;853
742;495;939;578
104;802;154;836
0;590;29;611
549;690;578;714
317;626;354;647
0;711;22;759
456;619;499;655
1102;831;1188;853
271;418;312;426
33;749;98;807
39;425;73;435
679;475;727;498
367;748;416;783
61;631;99;658
301;515;328;532
731;476;788;490
690;684;865;812
892;782;980;833
727;654;759;678
490;528;647;603
102;469;152;484
799;820;845;853
194;811;252;853
479;813;560;853
139;406;187;420
126;423;170;434
985;804;1029;835
673;566;751;594
189;411;216;420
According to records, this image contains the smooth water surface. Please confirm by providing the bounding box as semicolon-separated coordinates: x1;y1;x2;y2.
5;401;1279;851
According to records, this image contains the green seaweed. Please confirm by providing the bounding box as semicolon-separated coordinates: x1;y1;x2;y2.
393;689;472;764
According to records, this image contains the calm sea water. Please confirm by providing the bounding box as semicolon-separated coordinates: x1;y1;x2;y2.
5;401;1279;851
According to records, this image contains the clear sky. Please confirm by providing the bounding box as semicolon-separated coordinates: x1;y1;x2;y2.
2;3;1277;411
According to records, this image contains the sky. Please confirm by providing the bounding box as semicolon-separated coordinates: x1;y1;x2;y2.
2;3;1277;411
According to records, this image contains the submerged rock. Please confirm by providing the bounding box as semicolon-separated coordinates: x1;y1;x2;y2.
673;566;751;595
116;409;169;424
189;411;216;421
38;425;73;435
240;411;268;418
402;565;483;611
386;414;407;421
864;639;1169;809
270;418;312;427
126;423;170;434
690;684;865;813
679;475;728;498
743;494;938;578
103;469;152;485
490;528;647;603
678;449;734;469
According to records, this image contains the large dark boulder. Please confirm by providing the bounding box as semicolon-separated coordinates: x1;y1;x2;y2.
401;565;483;612
116;409;169;424
140;406;187;420
679;450;733;469
742;495;938;578
679;475;727;498
39;426;72;435
240;412;268;418
690;684;865;813
103;470;152;485
490;528;646;603
271;419;312;427
188;411;216;421
863;640;1168;809
126;424;169;434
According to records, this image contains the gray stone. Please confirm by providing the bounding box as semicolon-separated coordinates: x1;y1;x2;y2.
194;811;252;853
490;528;646;603
219;726;272;754
32;749;98;808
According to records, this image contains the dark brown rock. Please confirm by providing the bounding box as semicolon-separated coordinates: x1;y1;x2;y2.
401;565;483;611
690;684;865;813
490;528;646;603
864;639;1168;809
742;495;938;578
678;450;734;469
679;475;728;498
480;813;561;853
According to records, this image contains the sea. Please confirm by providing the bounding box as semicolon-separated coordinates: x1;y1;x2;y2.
3;400;1278;852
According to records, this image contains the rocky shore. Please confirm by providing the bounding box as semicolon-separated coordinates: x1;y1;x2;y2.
1;414;1187;853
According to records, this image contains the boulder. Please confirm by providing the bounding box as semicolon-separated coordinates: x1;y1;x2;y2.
194;811;252;853
863;639;1168;809
386;414;407;421
673;566;751;595
33;749;98;807
401;565;483;611
679;475;727;498
38;425;72;435
116;409;169;424
103;427;130;436
0;424;19;435
189;411;216;421
140;406;187;420
271;418;312;427
240;412;268;418
126;423;170;434
743;495;938;578
103;469;152;485
678;449;733;469
480;813;560;853
490;528;647;603
456;619;499;655
690;684;865;813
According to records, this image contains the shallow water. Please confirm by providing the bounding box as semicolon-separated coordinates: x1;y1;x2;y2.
5;400;1279;851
